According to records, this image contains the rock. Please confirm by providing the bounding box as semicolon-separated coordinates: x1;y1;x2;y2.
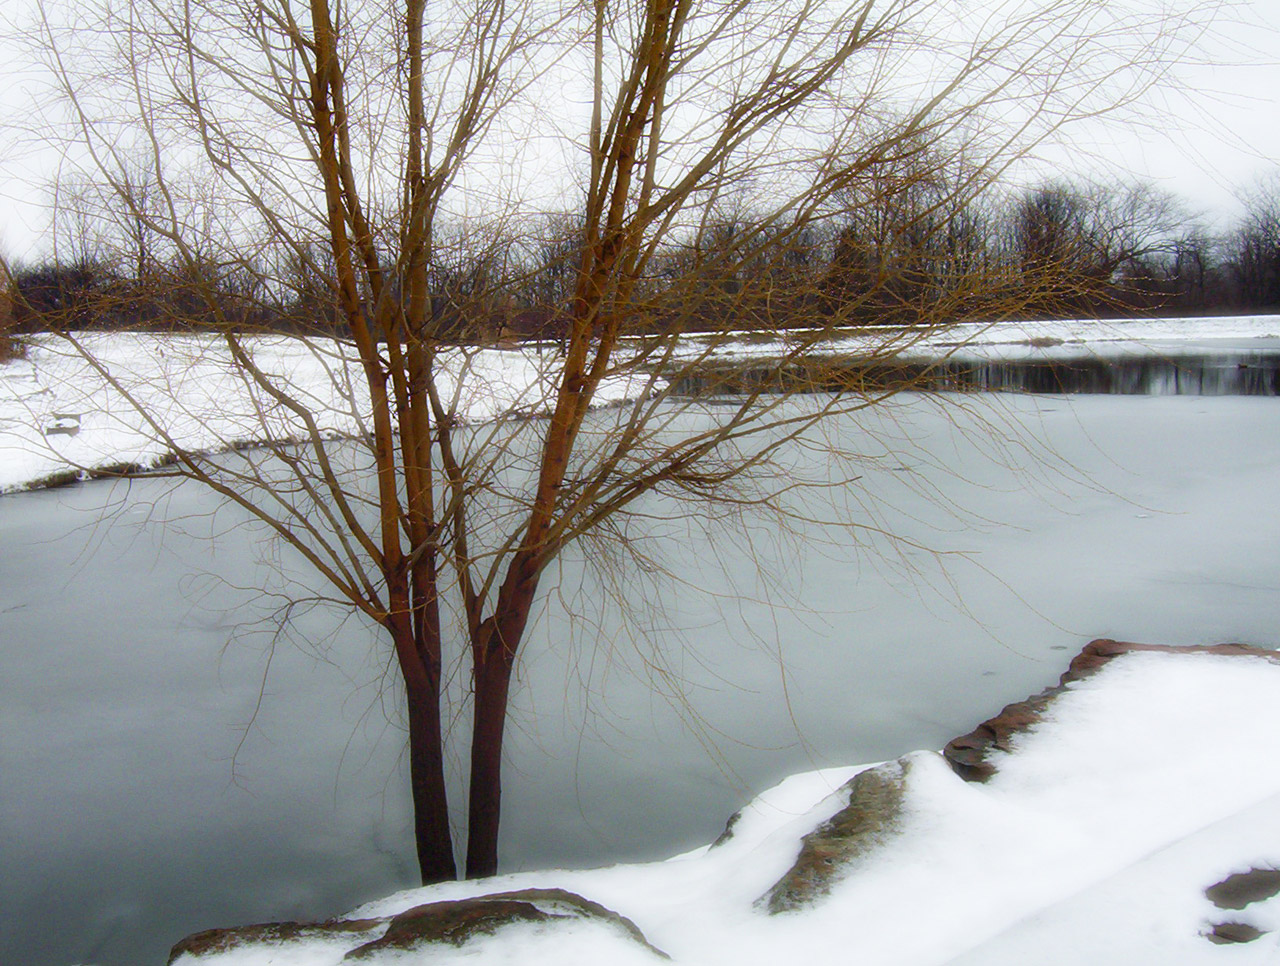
502;889;668;958
943;690;1057;782
1205;866;1280;910
345;888;668;960
1205;921;1267;945
763;758;908;914
168;918;384;963
944;639;1279;782
343;899;549;958
1061;638;1275;680
168;888;668;963
711;808;742;848
44;413;81;437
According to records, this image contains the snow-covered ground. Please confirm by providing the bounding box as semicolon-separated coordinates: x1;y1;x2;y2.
169;645;1280;965
670;313;1280;362
0;332;658;493
3;315;1278;494
905;313;1280;360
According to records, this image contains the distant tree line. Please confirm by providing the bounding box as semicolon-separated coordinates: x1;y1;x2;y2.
4;168;1280;345
0;259;19;361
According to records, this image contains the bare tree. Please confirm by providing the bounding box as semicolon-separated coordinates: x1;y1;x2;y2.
1000;178;1186;315
822;141;998;322
0;256;20;362
21;0;1205;883
1228;173;1280;308
1137;226;1213;311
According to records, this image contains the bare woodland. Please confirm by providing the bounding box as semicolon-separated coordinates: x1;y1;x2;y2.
1;0;1226;881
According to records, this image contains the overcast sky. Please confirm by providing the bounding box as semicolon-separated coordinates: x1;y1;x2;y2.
1034;0;1280;226
0;0;1275;263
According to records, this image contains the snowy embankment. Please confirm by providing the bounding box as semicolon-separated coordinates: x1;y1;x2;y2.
0;333;660;494
3;316;1279;495
666;313;1280;363
169;640;1280;965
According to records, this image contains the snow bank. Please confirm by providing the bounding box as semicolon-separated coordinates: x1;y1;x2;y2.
169;642;1280;965
665;313;1280;364
0;333;659;493
4;316;1278;495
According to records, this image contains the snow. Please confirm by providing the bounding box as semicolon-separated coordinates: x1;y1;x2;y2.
666;313;1280;363
166;648;1280;966
3;315;1278;494
0;332;661;493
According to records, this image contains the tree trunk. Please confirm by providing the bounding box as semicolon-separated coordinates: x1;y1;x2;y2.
405;671;457;883
465;650;514;878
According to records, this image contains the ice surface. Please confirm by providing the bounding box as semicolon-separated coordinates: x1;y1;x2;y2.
4;318;1280;965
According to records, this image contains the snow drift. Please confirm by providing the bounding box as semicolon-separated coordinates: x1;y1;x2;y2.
167;639;1280;965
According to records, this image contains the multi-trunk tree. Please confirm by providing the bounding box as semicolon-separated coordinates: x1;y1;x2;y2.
19;0;1201;882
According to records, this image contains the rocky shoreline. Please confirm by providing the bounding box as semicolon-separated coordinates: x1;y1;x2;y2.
167;638;1280;965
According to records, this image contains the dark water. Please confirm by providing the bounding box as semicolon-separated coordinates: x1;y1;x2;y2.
945;350;1280;395
5;393;1280;966
672;348;1280;397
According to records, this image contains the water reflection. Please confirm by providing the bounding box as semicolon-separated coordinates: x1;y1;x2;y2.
673;348;1280;397
948;351;1280;395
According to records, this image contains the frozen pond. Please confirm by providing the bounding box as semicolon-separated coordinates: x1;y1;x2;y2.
4;391;1280;966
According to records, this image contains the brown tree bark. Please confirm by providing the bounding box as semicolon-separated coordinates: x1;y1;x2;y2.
389;577;456;882
405;674;457;883
465;646;515;878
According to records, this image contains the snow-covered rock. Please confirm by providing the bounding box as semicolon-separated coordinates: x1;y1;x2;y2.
167;638;1280;965
170;889;669;965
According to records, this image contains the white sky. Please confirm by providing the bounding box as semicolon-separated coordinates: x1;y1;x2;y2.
1020;0;1280;229
0;0;1275;263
